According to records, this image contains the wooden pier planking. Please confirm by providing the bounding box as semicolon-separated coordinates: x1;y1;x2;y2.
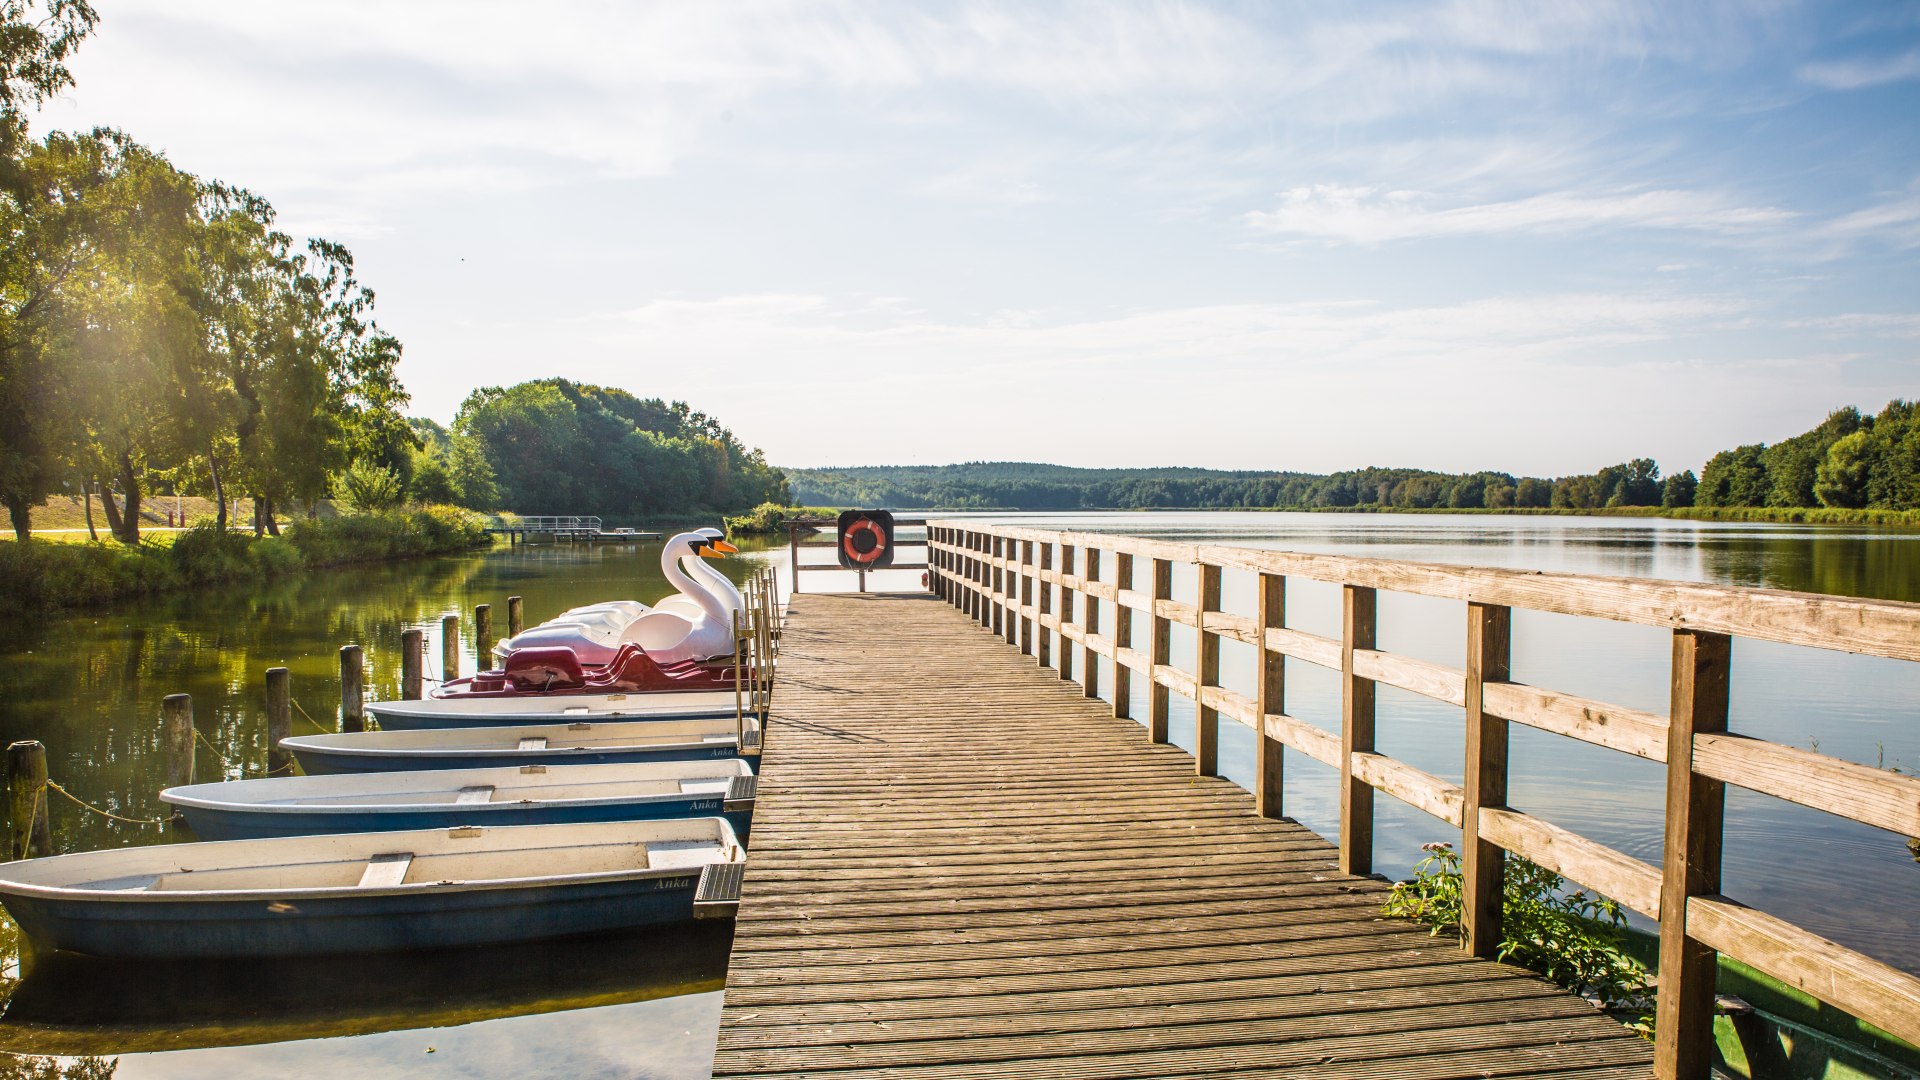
712;592;1653;1080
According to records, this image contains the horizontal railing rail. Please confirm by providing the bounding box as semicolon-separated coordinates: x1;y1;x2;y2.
924;520;1920;1080
487;515;605;533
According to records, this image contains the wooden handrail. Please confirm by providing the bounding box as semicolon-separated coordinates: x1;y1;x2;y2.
923;522;1920;1075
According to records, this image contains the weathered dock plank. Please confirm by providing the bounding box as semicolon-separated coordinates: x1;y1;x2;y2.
713;592;1653;1079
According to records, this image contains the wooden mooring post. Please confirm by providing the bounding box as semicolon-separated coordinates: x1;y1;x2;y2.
7;741;51;860
507;595;524;638
340;644;365;732
401;628;424;700
475;603;494;661
441;614;460;683
160;693;193;826
265;667;293;776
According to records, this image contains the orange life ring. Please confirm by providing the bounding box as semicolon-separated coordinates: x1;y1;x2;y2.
842;518;887;565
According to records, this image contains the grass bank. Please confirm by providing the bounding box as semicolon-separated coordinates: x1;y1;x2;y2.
0;505;493;615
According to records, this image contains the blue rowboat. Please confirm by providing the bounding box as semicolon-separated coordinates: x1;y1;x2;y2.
282;717;762;776
367;689;748;730
161;760;757;841
0;818;744;959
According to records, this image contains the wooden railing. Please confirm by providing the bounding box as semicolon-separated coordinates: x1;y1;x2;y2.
925;521;1920;1080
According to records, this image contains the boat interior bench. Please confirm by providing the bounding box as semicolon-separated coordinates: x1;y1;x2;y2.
358;853;414;887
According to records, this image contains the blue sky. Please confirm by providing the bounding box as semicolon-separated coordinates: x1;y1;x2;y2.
36;1;1920;475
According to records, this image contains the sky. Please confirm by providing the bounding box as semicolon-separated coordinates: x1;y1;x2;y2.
32;1;1920;476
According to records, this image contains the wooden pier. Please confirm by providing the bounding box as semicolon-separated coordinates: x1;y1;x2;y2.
712;592;1656;1079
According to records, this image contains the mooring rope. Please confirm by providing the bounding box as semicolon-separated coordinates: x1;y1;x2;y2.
45;779;170;827
291;699;333;734
191;726;236;770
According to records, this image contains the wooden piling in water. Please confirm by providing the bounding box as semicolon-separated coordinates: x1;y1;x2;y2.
340;645;365;732
161;694;193;825
401;629;424;700
441;614;460;682
475;603;493;661
265;667;292;777
507;595;524;638
7;741;51;860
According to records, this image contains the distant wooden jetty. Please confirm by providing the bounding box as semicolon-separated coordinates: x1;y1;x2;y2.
483;516;661;545
713;522;1920;1080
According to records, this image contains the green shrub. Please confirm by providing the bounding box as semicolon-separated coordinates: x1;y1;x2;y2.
724;503;843;536
1384;841;1654;1035
335;460;406;513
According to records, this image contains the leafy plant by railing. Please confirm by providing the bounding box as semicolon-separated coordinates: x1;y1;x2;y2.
1385;841;1654;1036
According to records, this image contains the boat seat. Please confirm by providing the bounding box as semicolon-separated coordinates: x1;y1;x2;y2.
358;853;413;888
518;737;548;750
455;786;495;804
501;647;587;691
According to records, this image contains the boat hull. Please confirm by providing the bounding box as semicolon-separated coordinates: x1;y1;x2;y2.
366;691;744;730
281;719;762;776
0;819;742;959
1;872;704;959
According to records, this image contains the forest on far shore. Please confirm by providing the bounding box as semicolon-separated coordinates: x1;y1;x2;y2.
785;401;1920;514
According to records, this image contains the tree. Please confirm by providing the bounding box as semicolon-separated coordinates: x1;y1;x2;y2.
1813;431;1871;509
1696;445;1769;507
1661;470;1696;508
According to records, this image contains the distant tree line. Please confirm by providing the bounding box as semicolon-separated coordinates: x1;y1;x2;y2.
425;379;789;520
0;3;413;542
787;459;1691;512
788;401;1920;515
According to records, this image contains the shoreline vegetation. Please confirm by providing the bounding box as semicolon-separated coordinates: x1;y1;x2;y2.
726;500;1920;531
0;506;491;616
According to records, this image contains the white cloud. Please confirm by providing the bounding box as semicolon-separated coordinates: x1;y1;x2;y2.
1246;185;1794;244
1798;49;1920;90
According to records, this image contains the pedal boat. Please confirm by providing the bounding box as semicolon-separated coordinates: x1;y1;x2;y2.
161;760;756;841
0;818;743;959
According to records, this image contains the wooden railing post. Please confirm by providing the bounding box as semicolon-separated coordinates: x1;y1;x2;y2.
1058;545;1076;682
1082;548;1101;699
1255;572;1284;818
788;523;800;595
1655;629;1732;1080
1019;540;1035;656
1038;543;1054;669
1112;553;1134;720
1340;584;1377;876
1463;602;1512;957
1196;562;1221;776
991;537;1005;639
972;532;986;625
1148;558;1172;743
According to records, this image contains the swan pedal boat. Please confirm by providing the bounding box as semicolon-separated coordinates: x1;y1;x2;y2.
0;818;744;959
374;685;746;729
281;717;762;776
161;760;757;841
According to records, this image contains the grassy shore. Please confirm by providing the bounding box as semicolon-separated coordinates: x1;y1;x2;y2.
723;503;847;536
0;506;493;616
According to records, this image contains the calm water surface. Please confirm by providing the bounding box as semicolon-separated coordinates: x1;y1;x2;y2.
1;514;1917;1076
0;538;779;1079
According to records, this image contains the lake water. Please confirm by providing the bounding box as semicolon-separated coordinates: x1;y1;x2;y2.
0;513;1916;1077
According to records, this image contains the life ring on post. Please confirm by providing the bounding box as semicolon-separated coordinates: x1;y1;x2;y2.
842;519;886;565
836;510;896;570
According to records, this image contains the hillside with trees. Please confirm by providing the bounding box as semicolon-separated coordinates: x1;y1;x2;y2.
788;401;1917;516
446;379;788;520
